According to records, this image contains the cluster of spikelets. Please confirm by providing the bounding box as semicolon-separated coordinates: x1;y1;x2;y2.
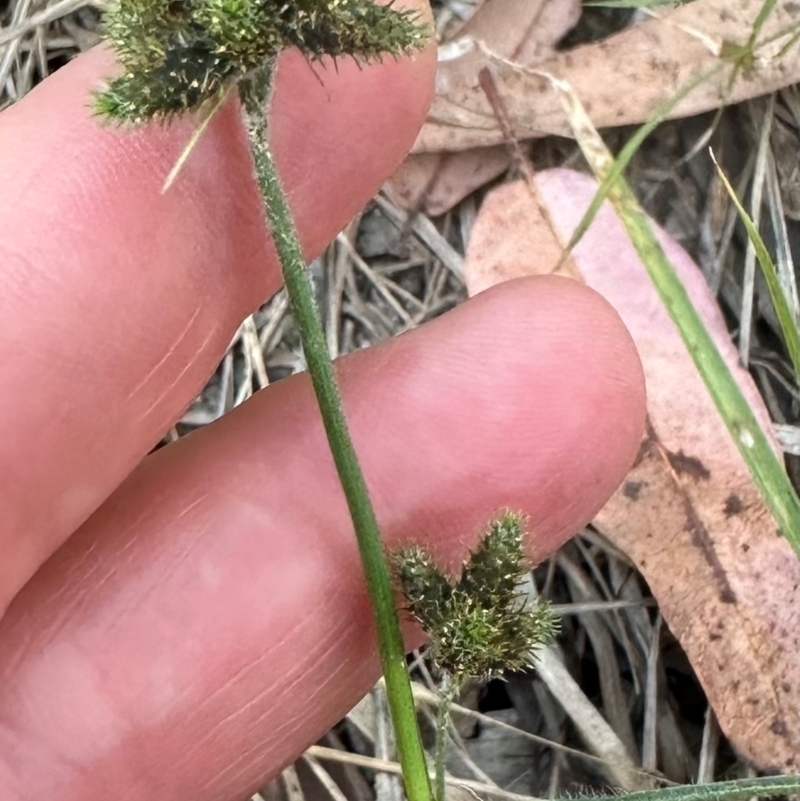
394;512;558;686
96;0;428;123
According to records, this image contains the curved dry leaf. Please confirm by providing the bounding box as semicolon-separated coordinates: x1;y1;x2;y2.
385;147;512;215
416;0;800;153
447;0;580;63
385;0;580;214
463;172;800;772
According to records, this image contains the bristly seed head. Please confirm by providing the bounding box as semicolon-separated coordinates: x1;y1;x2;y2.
96;0;430;123
393;512;559;685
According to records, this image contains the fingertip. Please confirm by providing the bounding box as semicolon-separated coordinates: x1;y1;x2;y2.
364;273;647;560
480;273;647;506
0;267;644;801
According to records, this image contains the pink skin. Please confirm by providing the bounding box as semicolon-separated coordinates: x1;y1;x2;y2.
0;40;435;611
0;8;646;801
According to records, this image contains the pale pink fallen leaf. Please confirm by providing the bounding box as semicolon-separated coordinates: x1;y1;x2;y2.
447;0;580;64
463;171;800;772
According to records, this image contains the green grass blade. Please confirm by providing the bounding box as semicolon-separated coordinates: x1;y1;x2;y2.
712;154;800;384
751;0;779;43
582;0;692;7
562;66;720;260
586;775;800;801
608;181;800;551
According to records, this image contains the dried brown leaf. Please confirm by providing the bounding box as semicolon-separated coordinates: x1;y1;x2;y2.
463;172;800;772
385;147;511;215
447;0;580;63
417;0;800;153
386;0;580;214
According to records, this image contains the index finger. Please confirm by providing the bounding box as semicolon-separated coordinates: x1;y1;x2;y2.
0;35;435;614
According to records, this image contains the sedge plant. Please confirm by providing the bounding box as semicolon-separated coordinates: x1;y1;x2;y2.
95;3;433;801
94;6;559;798
93;3;558;800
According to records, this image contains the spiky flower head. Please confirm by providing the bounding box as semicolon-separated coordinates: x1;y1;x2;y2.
96;0;429;123
394;512;559;685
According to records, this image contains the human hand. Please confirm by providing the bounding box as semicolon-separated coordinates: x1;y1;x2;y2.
0;20;645;801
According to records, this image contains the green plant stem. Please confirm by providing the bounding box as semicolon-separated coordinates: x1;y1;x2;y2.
562;65;720;260
588;775;800;801
240;77;432;801
712;154;800;384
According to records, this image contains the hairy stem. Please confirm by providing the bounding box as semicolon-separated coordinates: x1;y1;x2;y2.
239;75;433;801
588;776;800;801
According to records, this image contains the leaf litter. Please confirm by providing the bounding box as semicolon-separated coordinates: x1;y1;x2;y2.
391;0;800;217
386;0;581;215
416;0;800;154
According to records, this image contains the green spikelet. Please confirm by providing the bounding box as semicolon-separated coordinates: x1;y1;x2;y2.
96;0;429;123
393;512;559;685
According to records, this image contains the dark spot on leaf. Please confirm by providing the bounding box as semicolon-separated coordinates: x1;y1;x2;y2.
667;449;711;480
623;481;643;500
682;497;738;603
770;718;787;736
723;493;744;516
